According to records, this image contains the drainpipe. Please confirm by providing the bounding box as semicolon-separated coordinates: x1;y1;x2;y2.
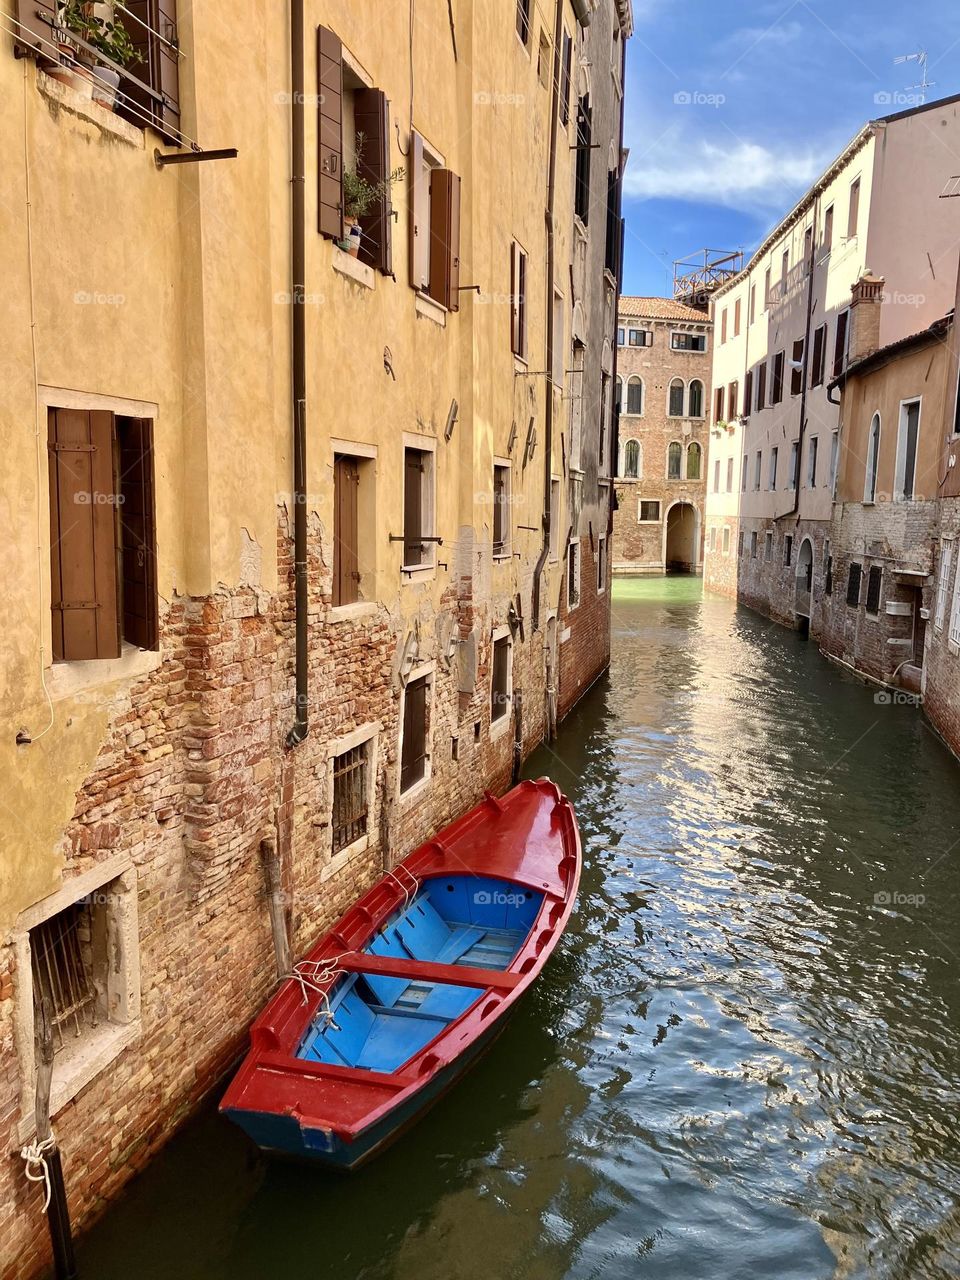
609;32;627;510
286;0;308;748
531;0;564;633
776;195;818;524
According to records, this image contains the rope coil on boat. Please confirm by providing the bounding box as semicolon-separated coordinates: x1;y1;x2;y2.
20;1136;56;1211
386;864;419;910
285;955;354;1027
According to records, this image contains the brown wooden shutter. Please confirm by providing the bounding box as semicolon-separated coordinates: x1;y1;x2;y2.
810;325;825;387
333;455;360;606
491;637;509;720
154;0;181;142
318;26;344;240
121;0;181;143
403;450;423;566
400;675;427;791
355;88;392;274
408;130;424;287
14;0;57;57
118;417;158;650
560;33;572;126
47;408;120;662
791;338;804;395
429;169;460;311
833;311;848;377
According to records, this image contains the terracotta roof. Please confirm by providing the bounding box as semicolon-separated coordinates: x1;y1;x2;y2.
618;297;710;323
828;312;953;392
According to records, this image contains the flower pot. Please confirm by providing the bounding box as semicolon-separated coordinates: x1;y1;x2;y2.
90;65;120;109
340;217;362;258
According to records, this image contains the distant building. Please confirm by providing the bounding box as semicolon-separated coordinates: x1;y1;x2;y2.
703;94;960;632
612;298;712;575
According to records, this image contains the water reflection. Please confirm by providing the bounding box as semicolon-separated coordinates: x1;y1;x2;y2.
75;579;960;1280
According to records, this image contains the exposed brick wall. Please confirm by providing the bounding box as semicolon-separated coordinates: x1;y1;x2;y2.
558;534;611;719
702;516;740;598
919;499;960;758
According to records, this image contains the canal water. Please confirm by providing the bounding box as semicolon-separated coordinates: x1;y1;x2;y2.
72;578;960;1280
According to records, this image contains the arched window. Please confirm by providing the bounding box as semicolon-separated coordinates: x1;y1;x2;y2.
614;376;622;414
623;438;640;478
626;376;643;416
686;441;702;480
667;441;682;479
668;378;684;417
688;379;704;418
864;413;880;502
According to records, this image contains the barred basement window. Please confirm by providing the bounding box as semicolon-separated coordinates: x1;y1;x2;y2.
491;634;511;723
332;743;369;853
865;566;883;616
847;562;863;607
31;903;98;1051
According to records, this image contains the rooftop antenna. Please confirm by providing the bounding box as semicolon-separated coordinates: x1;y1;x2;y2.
893;48;935;104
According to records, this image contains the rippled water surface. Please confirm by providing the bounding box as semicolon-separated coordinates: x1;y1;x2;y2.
76;579;960;1279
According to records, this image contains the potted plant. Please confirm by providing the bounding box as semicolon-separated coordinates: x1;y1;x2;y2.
54;1;142;109
339;134;405;257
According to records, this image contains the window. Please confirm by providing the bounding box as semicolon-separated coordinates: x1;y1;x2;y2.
863;414;880;502
627;328;652;347
810;324;827;387
671;331;707;352
597;536;607;592
713;458;720;492
667;442;682;480
403;444;435;569
738;529;745;557
721;308;728;345
400;672;431;792
803;225;812;263
714;386;725;424
409;132;461;308
950;553;960;650
668;379;685;417
638;499;661;522
722;527;730;554
935;540;955;631
617;326;625;346
734;298;742;336
833;310;849;378
784;534;793;567
750;531;758;559
750;284;757;325
744;370;753;416
848;177;860;239
895;399;921;501
728;381;738;419
708;527;717;553
569;340;584;468
537;29;551;86
567;539;581;608
559;29;572;124
626;376;643;415
825;547;833;596
781;248;789;283
688;379;704;417
726;458;733;492
510;241;527;357
575;96;592;223
754;450;762;490
493;462;510;557
772;351;785;404
791;338;804;396
614;377;622;414
764;531;773;561
954;361;960;435
788;441;799;488
553;290;565;388
769;447;779;490
333;453;367;607
756;362;767;410
332;740;371;854
806;436;818;487
516;0;531;44
47;408;158;662
846;562;862;607
491;632;512;723
823;204;834;252
763;267;771;310
550;477;562;561
741;456;748;491
623;438;640;478
865;566;882;616
599;373;611;470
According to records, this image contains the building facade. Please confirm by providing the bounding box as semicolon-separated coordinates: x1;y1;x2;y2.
0;1;630;1273
611;299;711;575
703;95;960;631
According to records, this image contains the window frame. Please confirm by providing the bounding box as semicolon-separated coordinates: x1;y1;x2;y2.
327;722;380;871
401;434;438;577
566;538;582;610
489;626;514;738
637;499;661;523
894;397;921;502
398;663;434;799
492;458;512;560
935;538;955;632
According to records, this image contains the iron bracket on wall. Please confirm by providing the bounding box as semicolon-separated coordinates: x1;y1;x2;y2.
155;147;239;167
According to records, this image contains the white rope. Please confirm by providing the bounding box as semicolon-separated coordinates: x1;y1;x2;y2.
386;864;419;910
284;955;352;1027
20;1137;56;1212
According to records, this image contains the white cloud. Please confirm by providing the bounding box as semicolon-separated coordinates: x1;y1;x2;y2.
623;136;828;211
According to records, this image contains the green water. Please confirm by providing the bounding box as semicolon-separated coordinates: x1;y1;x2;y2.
71;579;960;1279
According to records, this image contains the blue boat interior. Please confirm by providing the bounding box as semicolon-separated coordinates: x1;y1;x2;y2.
298;876;544;1074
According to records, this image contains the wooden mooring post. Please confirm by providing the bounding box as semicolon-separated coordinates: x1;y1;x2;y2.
260;837;292;976
24;998;78;1280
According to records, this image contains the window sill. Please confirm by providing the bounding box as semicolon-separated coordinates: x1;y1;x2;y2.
36;69;144;149
19;1020;141;1142
492;551;512;565
402;564;436;584
513;353;529;373
603;268;618;291
415;292;447;326
325;601;378;625
47;643;162;704
321;835;370;883
332;251;375;290
573;217;588;243
399;772;432;808
489;713;511;742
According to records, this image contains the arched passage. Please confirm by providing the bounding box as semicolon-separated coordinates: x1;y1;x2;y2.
664;502;699;574
795;537;814;622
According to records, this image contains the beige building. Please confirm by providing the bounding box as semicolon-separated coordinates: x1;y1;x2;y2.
0;0;631;1271
703;95;960;632
612;298;712;574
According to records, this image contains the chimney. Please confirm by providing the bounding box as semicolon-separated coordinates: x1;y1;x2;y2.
848;272;885;363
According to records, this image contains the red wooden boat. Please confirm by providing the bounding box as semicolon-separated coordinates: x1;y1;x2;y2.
220;779;581;1168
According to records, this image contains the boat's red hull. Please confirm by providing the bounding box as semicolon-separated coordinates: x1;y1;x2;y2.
220;779;581;1166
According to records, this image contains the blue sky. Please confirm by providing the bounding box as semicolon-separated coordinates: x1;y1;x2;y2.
621;0;960;298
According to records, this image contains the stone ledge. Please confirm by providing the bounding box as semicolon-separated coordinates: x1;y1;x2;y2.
332;249;375;289
37;69;144;148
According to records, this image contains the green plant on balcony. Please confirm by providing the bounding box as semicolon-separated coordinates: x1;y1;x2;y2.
57;2;142;69
339;133;405;256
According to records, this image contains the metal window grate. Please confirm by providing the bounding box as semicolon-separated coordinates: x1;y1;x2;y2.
332;744;369;854
31;904;98;1050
